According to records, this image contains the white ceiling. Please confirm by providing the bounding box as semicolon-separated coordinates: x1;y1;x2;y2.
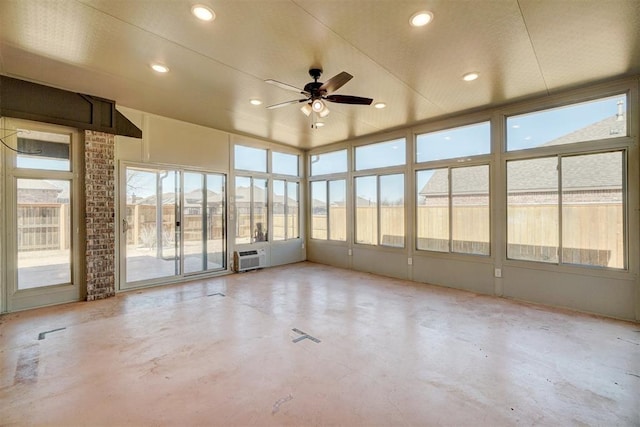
1;0;639;149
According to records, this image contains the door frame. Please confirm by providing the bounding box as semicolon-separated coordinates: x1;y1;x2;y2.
117;161;228;292
2;118;84;312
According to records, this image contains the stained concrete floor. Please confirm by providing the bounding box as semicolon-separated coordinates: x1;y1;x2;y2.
1;262;639;426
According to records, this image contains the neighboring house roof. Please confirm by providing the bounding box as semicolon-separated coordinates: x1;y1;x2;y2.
18;180;63;191
544;114;625;146
17;180;64;203
419;115;624;198
136;189;222;205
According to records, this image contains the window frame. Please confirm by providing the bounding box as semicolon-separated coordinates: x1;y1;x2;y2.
272;178;300;241
505;148;627;270
354;172;406;248
415;162;491;256
501;88;633;272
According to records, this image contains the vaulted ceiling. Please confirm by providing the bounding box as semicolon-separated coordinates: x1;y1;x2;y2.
1;0;639;149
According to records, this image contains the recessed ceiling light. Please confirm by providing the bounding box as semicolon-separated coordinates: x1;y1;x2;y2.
462;72;479;81
374;102;386;109
250;99;262;106
410;11;433;27
151;63;169;73
191;4;215;21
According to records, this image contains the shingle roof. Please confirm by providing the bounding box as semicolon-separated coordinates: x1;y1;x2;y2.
420;115;624;196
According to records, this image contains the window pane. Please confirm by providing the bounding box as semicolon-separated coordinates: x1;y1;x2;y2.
253;178;268;242
311;181;327;239
451;166;489;255
125;169;179;282
234;145;267;172
310;150;347;176
507;94;627;151
17;129;70;171
355;139;405;170
561;152;624;269
329;180;346;241
17;179;71;289
235;176;252;244
183;173;205;274
287;182;299;239
380;174;404;247
416;169;449;252
273;152;299;176
272;180;286;241
355;176;378;245
205;174;226;270
416;121;490;163
507;157;559;263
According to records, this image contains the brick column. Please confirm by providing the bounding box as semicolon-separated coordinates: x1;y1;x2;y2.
84;130;115;300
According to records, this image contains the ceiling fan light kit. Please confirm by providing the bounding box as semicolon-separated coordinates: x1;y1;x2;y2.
266;67;373;127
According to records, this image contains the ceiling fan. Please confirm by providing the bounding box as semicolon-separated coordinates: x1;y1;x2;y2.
265;68;373;121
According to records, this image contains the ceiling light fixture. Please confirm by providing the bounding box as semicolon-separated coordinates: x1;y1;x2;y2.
151;63;169;73
410;11;433;27
191;4;215;21
374;102;386;109
462;72;479;81
301;104;312;117
250;99;262;106
312;99;324;112
313;122;325;128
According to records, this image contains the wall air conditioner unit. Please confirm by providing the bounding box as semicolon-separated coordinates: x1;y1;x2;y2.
234;249;266;272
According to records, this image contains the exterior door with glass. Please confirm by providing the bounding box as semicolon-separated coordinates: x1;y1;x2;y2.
120;165;226;290
2;120;82;312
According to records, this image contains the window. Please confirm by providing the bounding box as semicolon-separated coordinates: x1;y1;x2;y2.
234;145;267;172
16;129;70;171
355;174;404;247
329;180;347;241
416;121;490;162
235;176;268;244
273;180;299;240
310;149;347;176
355;139;406;170
17;179;71;288
272;152;299;176
416;165;489;255
310;179;346;241
311;181;327;239
507;94;627;151
507;152;624;268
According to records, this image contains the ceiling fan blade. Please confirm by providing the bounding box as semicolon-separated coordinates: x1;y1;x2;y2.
319;72;353;93
265;79;308;94
266;98;309;109
325;94;373;105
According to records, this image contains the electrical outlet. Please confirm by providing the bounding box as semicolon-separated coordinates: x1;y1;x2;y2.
408;257;413;265
348;249;353;256
494;268;502;278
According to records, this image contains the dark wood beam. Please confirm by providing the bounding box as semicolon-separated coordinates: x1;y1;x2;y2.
0;75;142;138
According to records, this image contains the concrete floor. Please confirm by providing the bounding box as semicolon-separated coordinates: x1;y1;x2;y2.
1;262;639;426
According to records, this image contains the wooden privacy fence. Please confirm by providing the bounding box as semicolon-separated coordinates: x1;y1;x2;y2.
17;204;69;251
312;204;623;268
125;205;224;247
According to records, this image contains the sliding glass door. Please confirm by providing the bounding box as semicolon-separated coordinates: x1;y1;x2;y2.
121;165;226;289
183;172;226;274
